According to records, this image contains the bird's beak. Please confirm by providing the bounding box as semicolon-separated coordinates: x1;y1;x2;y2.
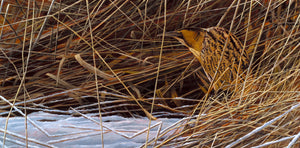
157;31;181;37
157;31;187;47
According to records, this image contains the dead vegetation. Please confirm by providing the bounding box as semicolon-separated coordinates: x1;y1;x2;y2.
0;0;300;147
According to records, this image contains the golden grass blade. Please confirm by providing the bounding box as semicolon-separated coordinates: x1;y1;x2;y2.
75;54;114;80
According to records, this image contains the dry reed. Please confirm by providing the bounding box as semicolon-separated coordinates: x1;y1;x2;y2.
0;0;300;147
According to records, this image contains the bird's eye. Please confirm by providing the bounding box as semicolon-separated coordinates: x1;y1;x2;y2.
193;32;201;40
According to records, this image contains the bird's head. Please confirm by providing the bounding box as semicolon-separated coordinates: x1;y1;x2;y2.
158;28;206;52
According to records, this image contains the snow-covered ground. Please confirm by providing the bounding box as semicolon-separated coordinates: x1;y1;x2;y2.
0;111;182;148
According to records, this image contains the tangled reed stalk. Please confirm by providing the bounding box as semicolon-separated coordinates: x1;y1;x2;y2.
0;0;300;147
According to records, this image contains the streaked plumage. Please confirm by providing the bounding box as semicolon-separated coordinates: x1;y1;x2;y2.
162;27;249;90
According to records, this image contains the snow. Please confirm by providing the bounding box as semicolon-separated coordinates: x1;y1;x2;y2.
0;111;180;148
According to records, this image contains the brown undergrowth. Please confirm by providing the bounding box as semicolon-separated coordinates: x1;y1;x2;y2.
0;0;300;147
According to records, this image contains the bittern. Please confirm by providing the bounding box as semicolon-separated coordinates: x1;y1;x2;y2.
161;27;249;91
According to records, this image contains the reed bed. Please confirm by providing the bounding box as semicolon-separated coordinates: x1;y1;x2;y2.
0;0;300;147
